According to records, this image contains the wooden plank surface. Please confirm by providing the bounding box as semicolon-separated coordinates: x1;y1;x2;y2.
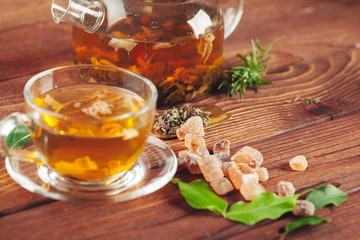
0;0;359;239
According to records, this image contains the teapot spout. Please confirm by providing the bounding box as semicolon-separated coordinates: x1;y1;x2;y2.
51;0;105;33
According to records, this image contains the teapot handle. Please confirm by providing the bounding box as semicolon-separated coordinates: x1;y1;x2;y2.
221;0;244;39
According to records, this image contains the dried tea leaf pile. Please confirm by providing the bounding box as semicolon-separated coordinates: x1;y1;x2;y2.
153;104;210;137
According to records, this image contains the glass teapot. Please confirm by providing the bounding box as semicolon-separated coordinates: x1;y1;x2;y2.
51;0;244;106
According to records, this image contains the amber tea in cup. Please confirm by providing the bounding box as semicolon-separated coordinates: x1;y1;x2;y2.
33;85;149;181
0;65;157;184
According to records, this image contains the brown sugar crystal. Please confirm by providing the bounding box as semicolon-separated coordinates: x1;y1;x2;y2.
213;152;230;163
289;155;308;171
228;165;243;189
292;200;315;216
197;155;224;182
184;133;206;152
234;163;256;174
253;167;269;182
277;181;296;197
210;177;234;195
178;150;202;174
228;165;259;190
195;145;210;158
213;140;230;155
222;161;235;178
176;116;205;140
230;146;263;168
240;182;266;201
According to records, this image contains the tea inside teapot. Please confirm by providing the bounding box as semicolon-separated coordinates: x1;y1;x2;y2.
52;0;243;105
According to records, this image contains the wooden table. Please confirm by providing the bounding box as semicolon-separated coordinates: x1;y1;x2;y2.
1;0;359;239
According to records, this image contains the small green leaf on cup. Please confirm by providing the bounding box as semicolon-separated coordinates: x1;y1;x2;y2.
284;216;331;236
171;178;228;217
226;192;299;225
306;185;347;210
6;125;31;149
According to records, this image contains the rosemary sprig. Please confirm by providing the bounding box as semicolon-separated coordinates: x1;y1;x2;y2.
218;36;283;99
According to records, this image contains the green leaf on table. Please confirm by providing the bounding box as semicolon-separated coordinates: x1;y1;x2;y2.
306;185;347;210
171;178;228;217
6;125;31;149
283;216;331;236
226;192;299;225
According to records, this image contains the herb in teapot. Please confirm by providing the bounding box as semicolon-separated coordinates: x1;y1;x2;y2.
71;2;224;106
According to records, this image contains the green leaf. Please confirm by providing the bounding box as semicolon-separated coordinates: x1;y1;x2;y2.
283;216;331;236
306;185;347;210
226;192;299;225
171;178;228;217
6;125;31;149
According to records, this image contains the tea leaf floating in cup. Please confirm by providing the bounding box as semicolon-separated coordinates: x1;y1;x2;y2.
152;104;231;139
6;125;31;149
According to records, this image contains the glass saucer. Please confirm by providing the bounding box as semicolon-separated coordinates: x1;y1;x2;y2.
5;136;177;202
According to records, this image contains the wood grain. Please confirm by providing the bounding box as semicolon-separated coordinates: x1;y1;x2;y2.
0;0;360;239
0;112;359;239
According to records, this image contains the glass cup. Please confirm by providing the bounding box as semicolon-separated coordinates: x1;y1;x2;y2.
0;65;157;186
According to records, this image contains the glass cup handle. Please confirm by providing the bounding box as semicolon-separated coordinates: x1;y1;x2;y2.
221;0;244;39
0;113;43;165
